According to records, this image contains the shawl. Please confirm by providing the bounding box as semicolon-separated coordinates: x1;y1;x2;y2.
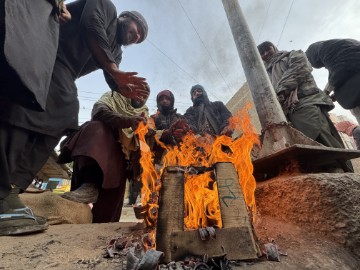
97;91;149;159
265;50;313;115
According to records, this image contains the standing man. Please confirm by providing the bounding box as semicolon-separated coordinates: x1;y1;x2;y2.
184;85;233;137
257;41;346;151
306;39;360;124
0;0;149;235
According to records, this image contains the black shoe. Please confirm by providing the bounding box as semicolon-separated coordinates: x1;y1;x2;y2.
61;183;99;204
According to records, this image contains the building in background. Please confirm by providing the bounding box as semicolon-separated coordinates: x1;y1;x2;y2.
226;83;261;135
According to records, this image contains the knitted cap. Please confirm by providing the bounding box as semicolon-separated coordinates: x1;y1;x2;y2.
119;11;148;43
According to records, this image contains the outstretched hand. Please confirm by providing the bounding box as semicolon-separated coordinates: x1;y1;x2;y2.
329;93;336;102
130;113;147;131
113;71;149;100
220;125;234;137
170;119;190;141
59;3;71;23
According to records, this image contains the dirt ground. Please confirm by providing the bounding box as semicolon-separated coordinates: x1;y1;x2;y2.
0;217;358;270
1;173;359;270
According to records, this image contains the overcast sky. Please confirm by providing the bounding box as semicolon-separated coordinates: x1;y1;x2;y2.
72;0;360;125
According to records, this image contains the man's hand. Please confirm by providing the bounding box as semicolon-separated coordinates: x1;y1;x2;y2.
130;113;147;131
59;3;71;23
146;128;156;137
112;70;149;100
172;129;185;141
220;125;233;137
116;113;147;130
170;119;190;142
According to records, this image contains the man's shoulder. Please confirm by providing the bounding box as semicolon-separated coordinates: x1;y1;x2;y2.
100;0;117;9
209;100;226;107
289;49;305;54
184;106;194;113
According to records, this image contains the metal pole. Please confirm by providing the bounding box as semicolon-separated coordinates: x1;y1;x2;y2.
221;0;287;128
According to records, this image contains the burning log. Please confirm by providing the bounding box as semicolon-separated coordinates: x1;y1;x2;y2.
156;167;185;263
164;163;259;262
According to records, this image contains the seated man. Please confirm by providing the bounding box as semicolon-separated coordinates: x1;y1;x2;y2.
151;90;187;145
184;84;233;137
58;88;149;223
122;89;188;206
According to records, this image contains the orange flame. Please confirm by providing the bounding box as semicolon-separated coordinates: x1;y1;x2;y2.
184;172;222;229
135;103;259;243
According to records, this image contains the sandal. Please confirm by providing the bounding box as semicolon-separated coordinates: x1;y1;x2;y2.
0;207;48;236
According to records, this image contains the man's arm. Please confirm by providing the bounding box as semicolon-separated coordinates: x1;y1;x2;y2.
79;0;148;99
91;102;145;131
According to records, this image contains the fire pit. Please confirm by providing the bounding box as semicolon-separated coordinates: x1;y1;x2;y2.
156;163;260;262
134;108;261;262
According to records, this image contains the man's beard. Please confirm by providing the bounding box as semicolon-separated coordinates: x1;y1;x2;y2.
193;95;205;106
159;104;172;114
131;99;144;108
117;19;132;46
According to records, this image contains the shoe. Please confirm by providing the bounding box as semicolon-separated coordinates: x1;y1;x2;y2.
61;183;99;204
0;207;48;236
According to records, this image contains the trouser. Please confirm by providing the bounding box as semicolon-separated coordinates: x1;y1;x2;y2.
289;105;344;148
289;105;353;172
0;122;59;200
72;156;126;223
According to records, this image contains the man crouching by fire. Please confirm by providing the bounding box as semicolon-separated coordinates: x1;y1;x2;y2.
57;87;149;223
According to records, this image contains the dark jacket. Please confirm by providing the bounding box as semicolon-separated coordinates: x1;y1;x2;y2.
184;100;232;136
306;39;360;109
151;109;183;145
1;0;59;111
153;109;183;130
306;39;360;88
0;0;122;138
